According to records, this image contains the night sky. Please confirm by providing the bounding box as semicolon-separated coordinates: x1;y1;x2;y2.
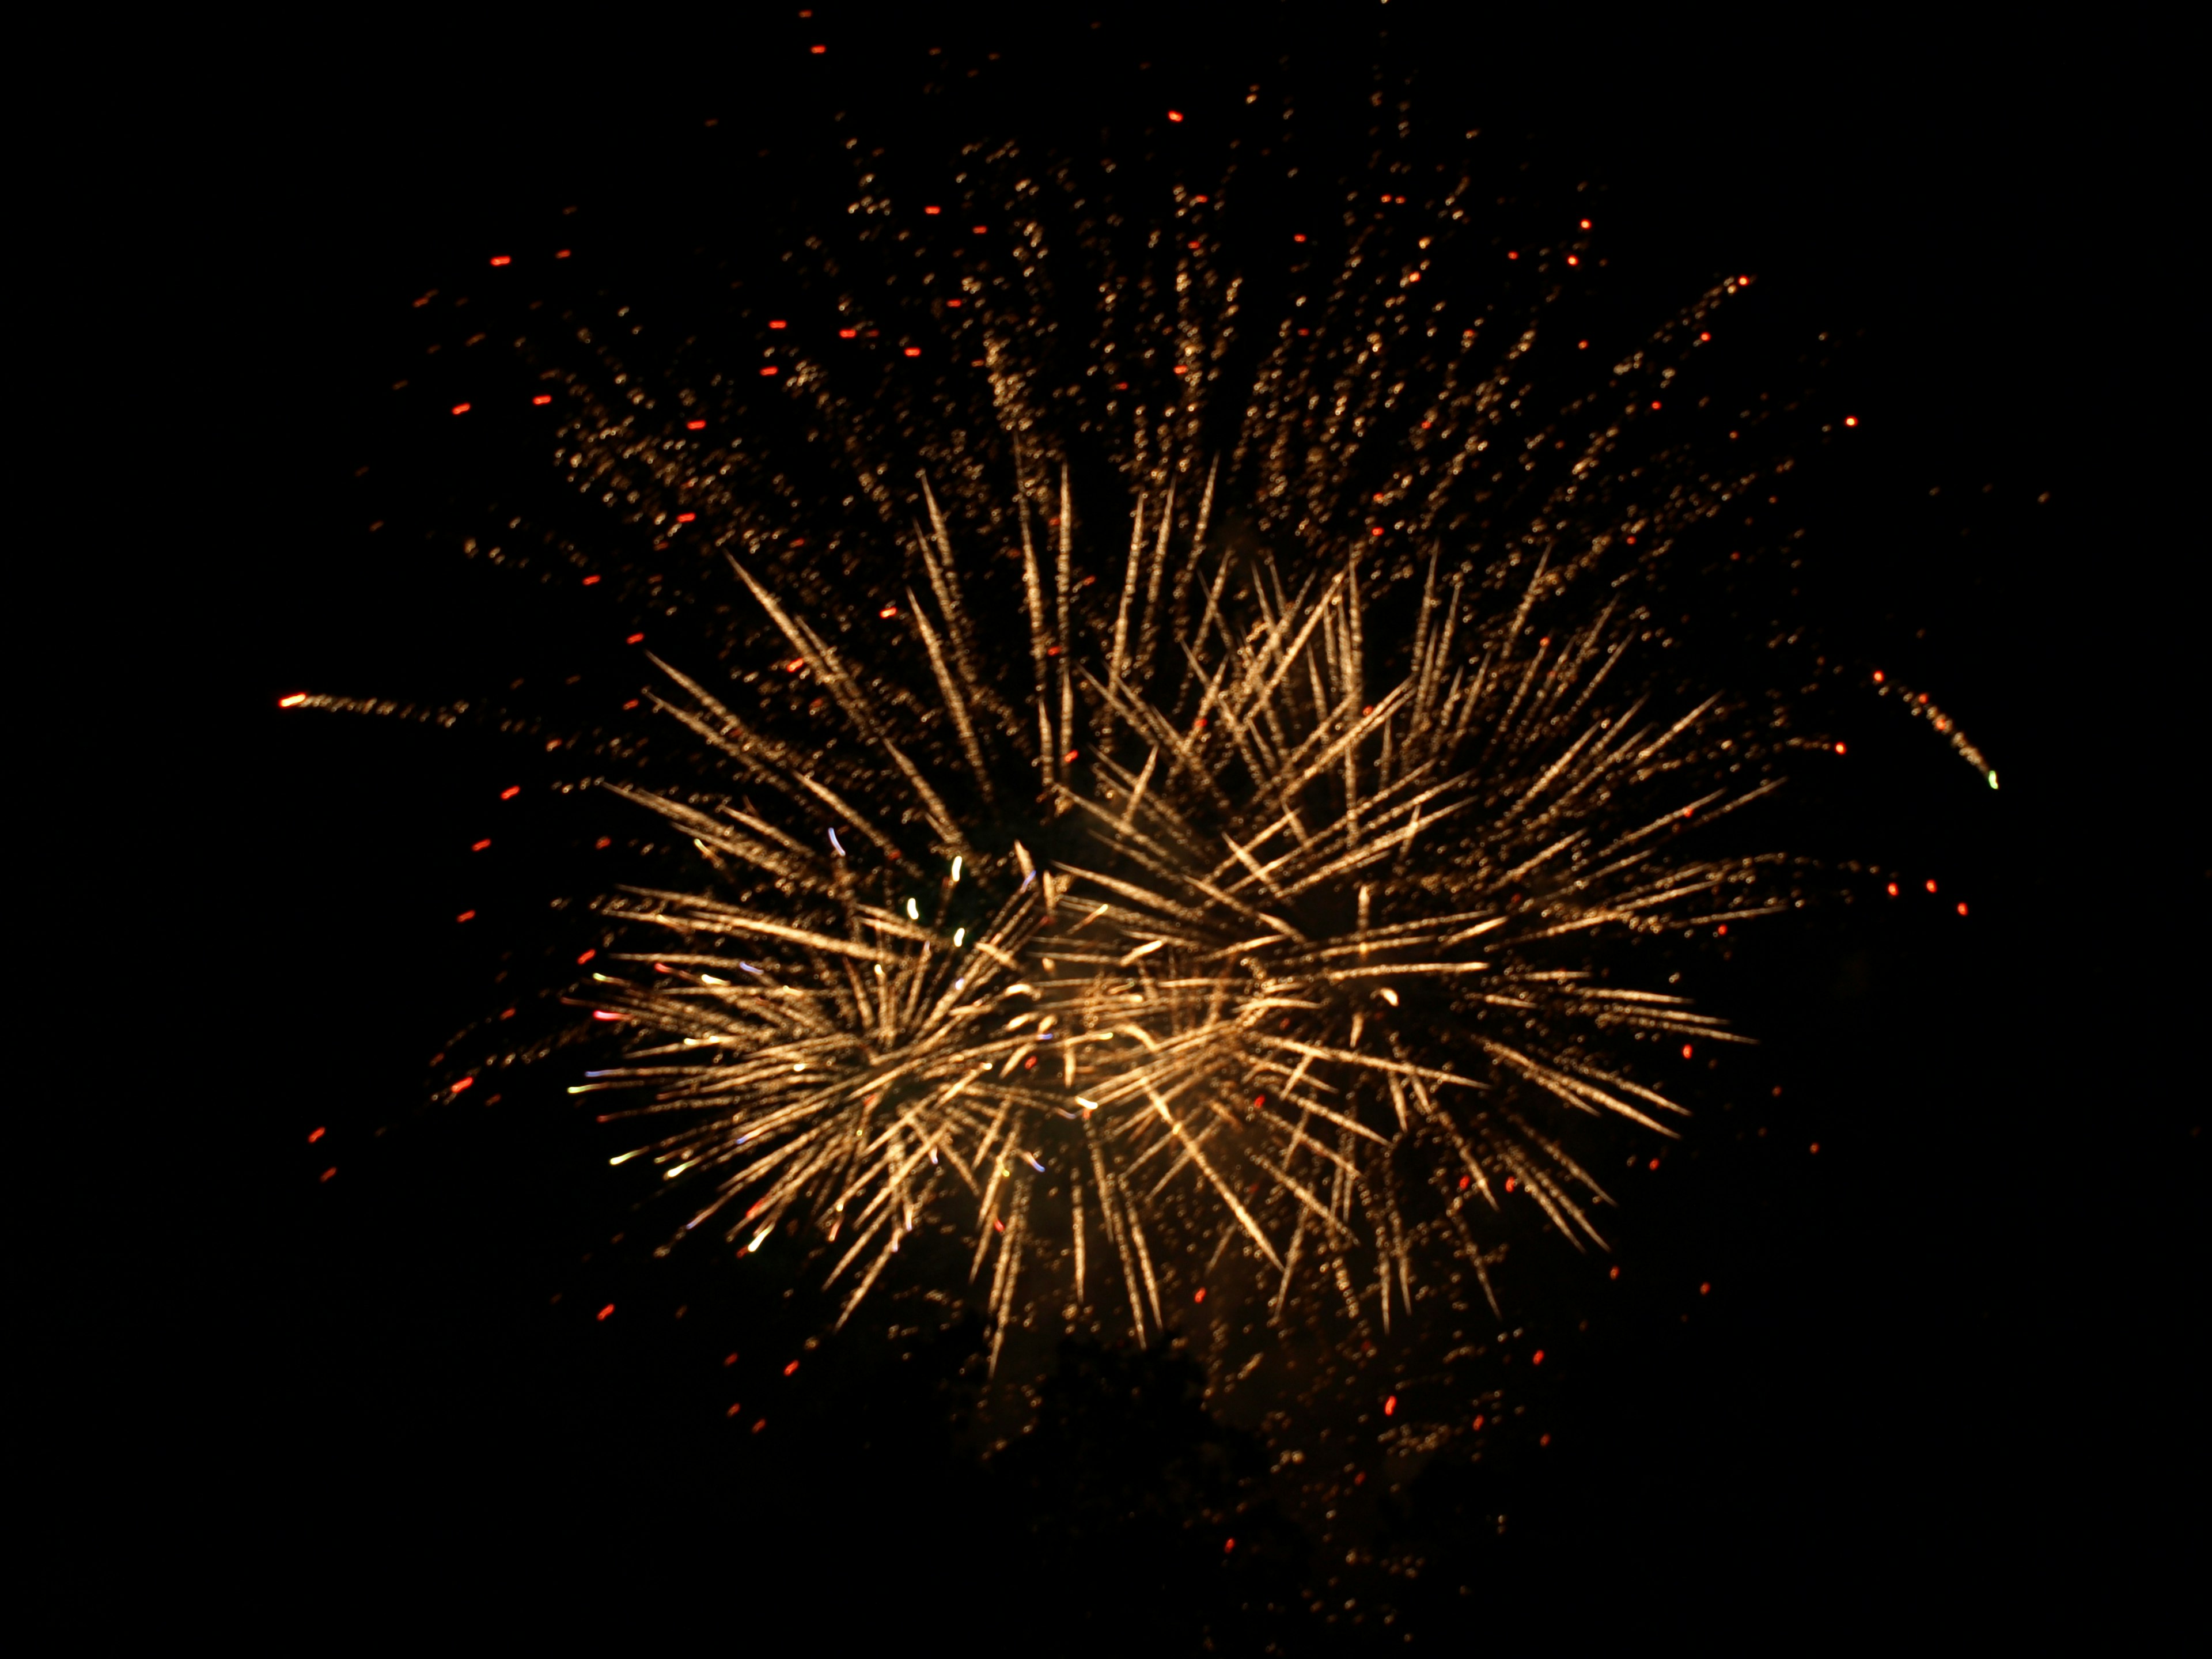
139;12;2197;1645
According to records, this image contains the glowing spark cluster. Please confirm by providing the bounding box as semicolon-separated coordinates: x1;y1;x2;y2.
566;478;1797;1374
297;121;1989;1415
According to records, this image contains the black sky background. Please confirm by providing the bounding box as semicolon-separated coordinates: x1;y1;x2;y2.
85;7;2197;1644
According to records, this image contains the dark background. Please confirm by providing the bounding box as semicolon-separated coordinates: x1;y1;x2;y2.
100;7;2196;1645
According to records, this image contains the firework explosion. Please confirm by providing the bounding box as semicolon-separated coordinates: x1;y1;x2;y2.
566;494;1789;1379
297;120;1981;1446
